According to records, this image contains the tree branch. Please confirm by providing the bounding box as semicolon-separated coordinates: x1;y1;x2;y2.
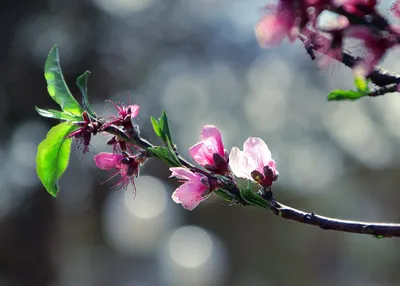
266;197;400;237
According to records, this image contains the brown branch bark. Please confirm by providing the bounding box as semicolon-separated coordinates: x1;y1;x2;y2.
269;199;400;237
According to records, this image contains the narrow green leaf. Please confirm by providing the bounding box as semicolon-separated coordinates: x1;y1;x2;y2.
159;110;174;146
165;137;182;166
150;116;162;137
35;106;82;121
36;122;78;197
240;187;269;209
76;71;96;118
45;45;83;116
214;189;235;202
327;90;366;101
148;146;181;167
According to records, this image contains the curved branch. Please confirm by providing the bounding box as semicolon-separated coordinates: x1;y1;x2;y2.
267;198;400;237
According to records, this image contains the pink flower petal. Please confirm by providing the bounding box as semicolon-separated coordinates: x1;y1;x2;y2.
229;147;252;180
170;168;210;189
200;125;224;156
189;142;213;166
189;125;225;167
171;182;209;211
243;137;272;171
94;153;123;170
256;14;287;47
229;137;277;183
127;104;140;117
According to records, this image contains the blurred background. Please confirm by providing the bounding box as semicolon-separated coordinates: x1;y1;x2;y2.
1;0;400;285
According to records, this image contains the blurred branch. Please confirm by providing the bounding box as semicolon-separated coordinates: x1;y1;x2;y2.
300;38;400;90
341;50;400;87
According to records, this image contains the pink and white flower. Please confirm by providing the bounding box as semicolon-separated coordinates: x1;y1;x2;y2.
229;137;278;187
189;125;229;174
169;167;211;210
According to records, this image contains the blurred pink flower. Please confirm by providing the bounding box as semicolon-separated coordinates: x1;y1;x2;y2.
255;2;298;47
170;167;211;210
390;1;400;18
346;26;396;76
301;16;349;69
256;0;329;48
229;137;278;187
333;0;377;16
94;152;143;190
189;125;229;174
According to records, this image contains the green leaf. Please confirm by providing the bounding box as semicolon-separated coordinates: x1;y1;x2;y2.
159;110;174;146
151;111;175;147
240;187;269;209
35;106;82;121
148;146;182;167
214;189;235;202
327;90;367;101
36;122;78;197
150;116;162;137
165;137;181;166
45;45;83;116
76;71;96;118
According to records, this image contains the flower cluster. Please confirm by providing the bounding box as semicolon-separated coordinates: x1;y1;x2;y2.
256;0;400;76
92;117;278;211
66;111;101;155
88;100;146;192
169;126;278;210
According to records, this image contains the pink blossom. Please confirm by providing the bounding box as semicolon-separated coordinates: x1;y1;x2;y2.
94;152;145;191
103;99;140;138
189;125;229;174
255;0;328;48
255;2;298;48
169;167;211;210
229;137;278;187
66;111;100;155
